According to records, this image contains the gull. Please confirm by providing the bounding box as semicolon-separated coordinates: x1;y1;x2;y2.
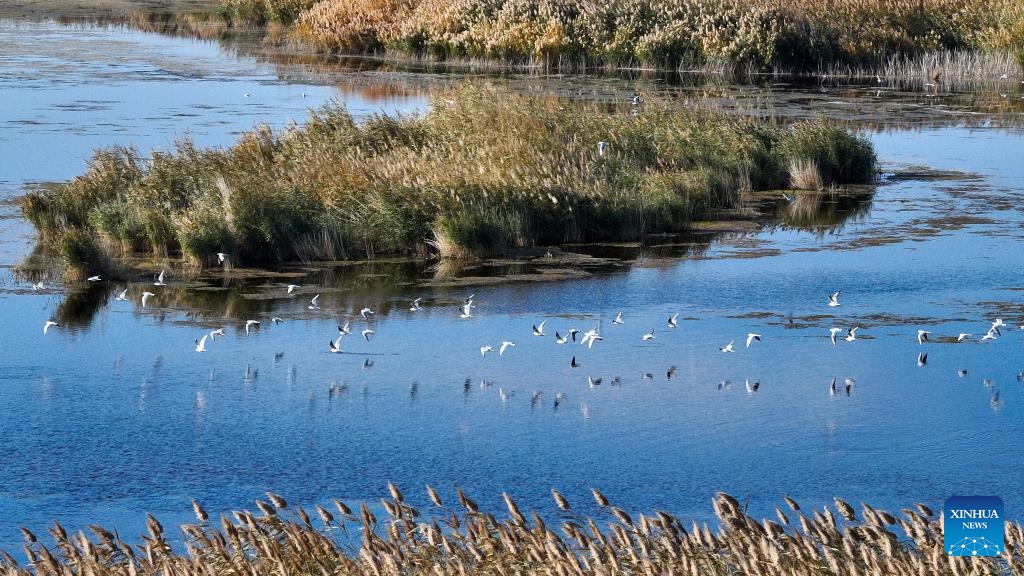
32;281;45;291
720;340;735;353
828;291;841;307
630;94;641;105
361;328;374;341
409;297;422;311
245;319;260;335
195;334;208;352
958;369;969;377
338;321;352;335
642;329;656;341
532;321;547;336
581;328;602;349
644;373;655;381
499;341;515;356
613;312;624;325
597;141;609;157
829;327;843;346
360;307;374;319
216;252;227;264
115;287;129;301
531;391;543;407
957;333;972;342
154;269;166;286
271;317;284;325
209;327;226;340
588;376;602;387
286;284;300;294
917;352;928;367
308;294;321;310
554;392;565;408
667;313;679;328
87;275;101;282
746;333;761;347
570;356;580;368
830;377;837;395
746;379;759;393
459;303;474;318
845;378;855;394
141;291;155;308
555;331;569;344
917;330;930;345
43;320;59;335
329;336;343;353
981;327;998;341
480;345;494;357
567;328;579;341
463;294;475;305
845;326;859;342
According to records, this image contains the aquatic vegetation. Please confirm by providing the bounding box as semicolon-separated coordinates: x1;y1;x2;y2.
220;0;319;25
1;487;1021;575
22;85;874;274
287;0;1024;73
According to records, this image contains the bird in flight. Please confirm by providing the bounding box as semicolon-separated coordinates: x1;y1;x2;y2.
499;341;515;356
746;333;761;347
308;294;321;310
245;320;260;335
667;313;679;328
195;334;208;352
43;320;59;335
141;291;155;308
917;329;930;345
828;291;840;307
532;321;547;336
720;340;735;353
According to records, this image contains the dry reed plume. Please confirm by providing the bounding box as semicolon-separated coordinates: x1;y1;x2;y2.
2;486;1021;575
282;0;1024;75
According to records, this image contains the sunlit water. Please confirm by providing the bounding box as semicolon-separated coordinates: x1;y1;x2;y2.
2;18;1024;554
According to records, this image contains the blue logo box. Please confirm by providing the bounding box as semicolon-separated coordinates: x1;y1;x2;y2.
945;496;1004;557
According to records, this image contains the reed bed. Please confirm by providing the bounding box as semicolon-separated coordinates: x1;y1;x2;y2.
2;486;1021;575
22;85;874;275
285;0;1024;74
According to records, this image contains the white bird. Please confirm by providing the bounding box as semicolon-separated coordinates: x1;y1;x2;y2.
43;320;59;335
581;328;602;349
216;252;227;264
329;336;343;353
31;281;45;291
338;322;352;335
613;312;624;325
982;327;998;341
154;269;166;286
720;340;735;353
195;334;208;352
555;331;569;344
115;287;128;301
287;284;300;294
845;326;859;342
828;291;841;307
409;298;423;311
746;379;759;392
308;294;321;310
957;333;972;342
271;317;284;325
667;313;679;328
917;352;927;367
361;328;374;341
597;140;609;157
360;307;374;319
480;345;494;357
499;341;515;356
87;275;101;282
642;329;656;341
532;321;547;336
141;291;155;308
245;319;260;335
746;333;761;347
588;376;602;387
829;327;843;346
209;327;226;340
917;329;930;345
459;303;473;318
830;377;837;395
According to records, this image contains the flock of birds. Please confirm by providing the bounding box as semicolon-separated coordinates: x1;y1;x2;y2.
38;276;1024;412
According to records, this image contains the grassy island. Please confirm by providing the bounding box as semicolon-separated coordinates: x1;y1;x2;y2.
3;487;1022;575
23;86;874;277
217;0;1024;75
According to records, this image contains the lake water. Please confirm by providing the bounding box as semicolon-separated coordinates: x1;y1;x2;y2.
2;18;1024;554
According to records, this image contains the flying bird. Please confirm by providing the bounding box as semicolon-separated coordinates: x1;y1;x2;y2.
338;322;352;335
361;329;374;341
532;321;547;336
828;291;841;307
329;336;343;353
271;317;284;325
917;330;930;345
480;345;494;357
746;333;761;347
642;329;656;341
141;291;155;308
360;307;374;319
746;379;760;392
613;312;624;325
308;294;321;310
499;341;515;356
957;333;972;342
286;284;299;294
459;303;473;318
720;340;735;353
829;327;843;346
195;334;208;352
845;326;859;342
115;287;128;301
154;269;166;286
43;320;59;335
409;298;423;311
667;313;679;328
216;252;227;264
87;275;101;282
209;328;226;340
245;320;260;335
555;331;569;344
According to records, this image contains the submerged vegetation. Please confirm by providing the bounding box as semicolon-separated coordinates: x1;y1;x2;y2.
22;85;874;276
2;487;1022;575
257;0;1024;74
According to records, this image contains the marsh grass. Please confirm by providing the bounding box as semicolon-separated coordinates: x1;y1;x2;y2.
288;0;1024;74
23;85;874;273
3;487;1022;575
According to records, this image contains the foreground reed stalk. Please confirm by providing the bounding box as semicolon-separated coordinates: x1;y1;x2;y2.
2;486;1020;575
